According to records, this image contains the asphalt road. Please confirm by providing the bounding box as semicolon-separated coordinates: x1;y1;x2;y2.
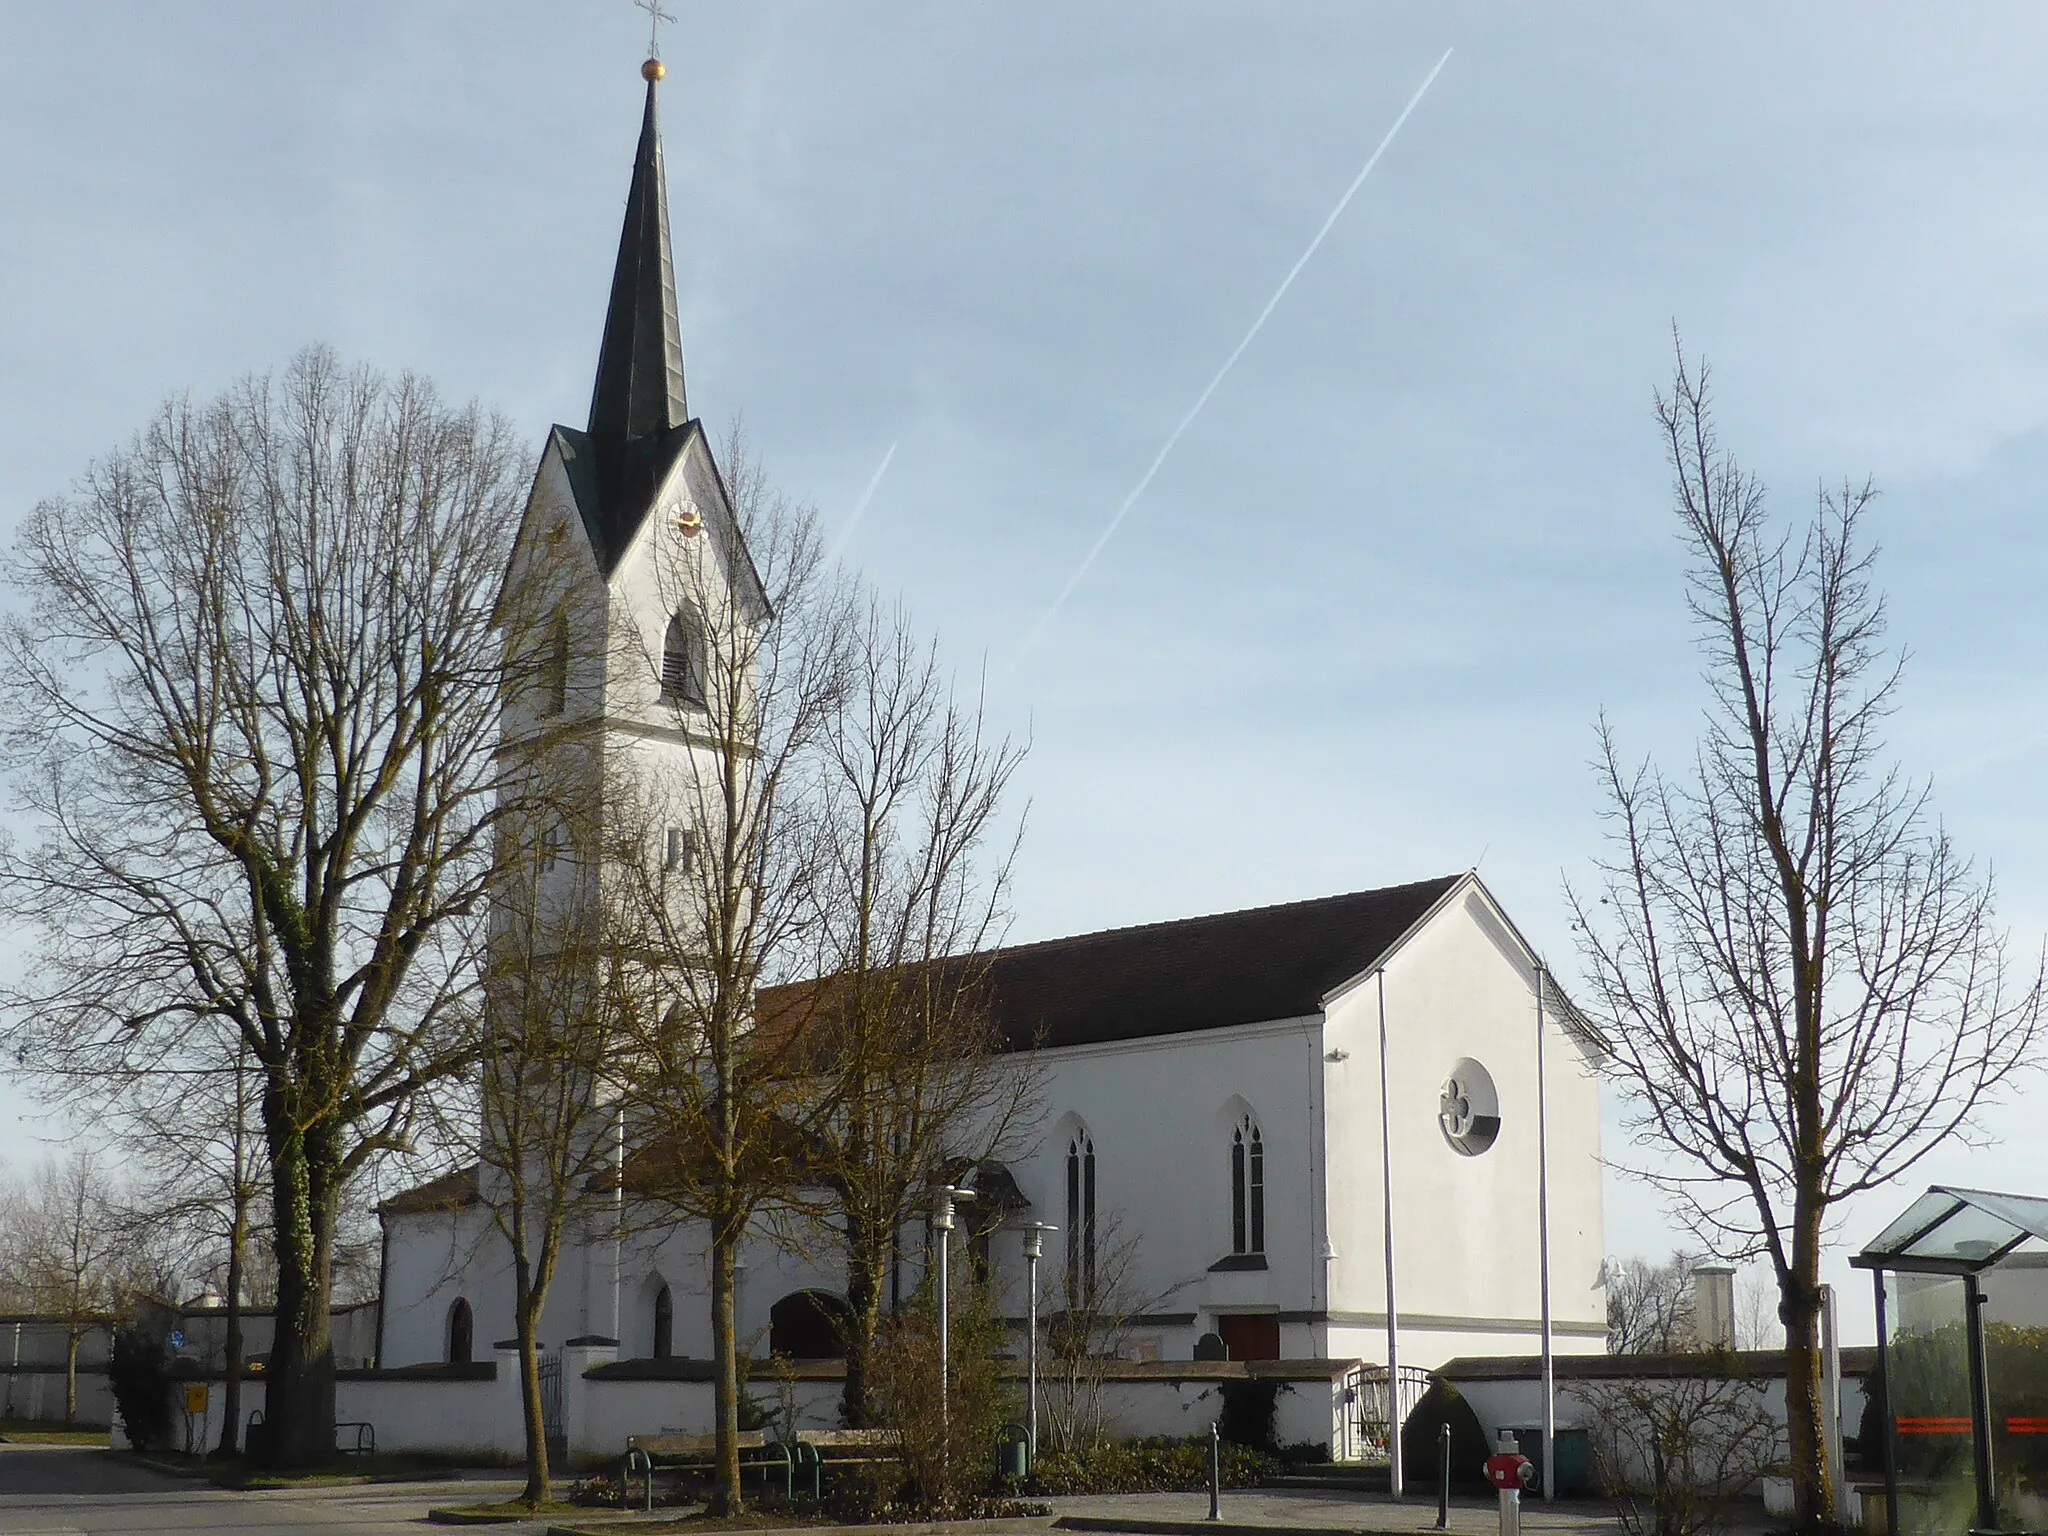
0;1446;526;1534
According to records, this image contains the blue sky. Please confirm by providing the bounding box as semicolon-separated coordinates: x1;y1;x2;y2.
5;4;2048;1339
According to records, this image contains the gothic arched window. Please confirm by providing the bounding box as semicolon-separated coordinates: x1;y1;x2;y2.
447;1297;474;1365
1065;1131;1097;1303
662;608;704;706
652;1282;674;1360
1231;1116;1264;1255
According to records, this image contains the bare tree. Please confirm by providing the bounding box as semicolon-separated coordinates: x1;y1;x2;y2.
1040;1219;1182;1454
476;756;632;1507
791;595;1035;1426
607;435;849;1513
0;1150;129;1422
1606;1253;1701;1355
0;349;529;1465
112;1044;267;1455
1583;1369;1780;1536
1570;344;2045;1528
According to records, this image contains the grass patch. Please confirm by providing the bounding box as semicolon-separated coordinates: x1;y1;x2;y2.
0;1419;108;1446
127;1448;474;1488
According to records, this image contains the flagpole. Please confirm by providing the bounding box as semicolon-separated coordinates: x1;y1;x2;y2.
1537;962;1555;1501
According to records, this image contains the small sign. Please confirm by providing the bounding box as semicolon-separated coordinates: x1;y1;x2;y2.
184;1383;209;1415
167;1330;185;1350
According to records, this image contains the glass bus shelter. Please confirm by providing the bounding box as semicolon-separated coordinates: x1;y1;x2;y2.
1853;1187;2048;1536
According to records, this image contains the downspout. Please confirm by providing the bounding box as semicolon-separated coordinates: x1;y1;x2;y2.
1305;1015;1328;1346
374;1211;390;1369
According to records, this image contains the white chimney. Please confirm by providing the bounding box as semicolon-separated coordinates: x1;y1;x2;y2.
1694;1264;1737;1350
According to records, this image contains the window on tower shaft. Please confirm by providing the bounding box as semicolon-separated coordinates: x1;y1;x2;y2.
539;610;568;717
664;827;693;873
662;609;704;706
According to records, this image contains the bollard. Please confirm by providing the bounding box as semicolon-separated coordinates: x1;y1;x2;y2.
1437;1422;1454;1528
1208;1420;1222;1522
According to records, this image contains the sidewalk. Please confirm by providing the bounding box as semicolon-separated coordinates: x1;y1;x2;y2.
1048;1488;1625;1536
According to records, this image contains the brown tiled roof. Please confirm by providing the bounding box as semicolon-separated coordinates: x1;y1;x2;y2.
901;875;1462;1051
378;1164;479;1216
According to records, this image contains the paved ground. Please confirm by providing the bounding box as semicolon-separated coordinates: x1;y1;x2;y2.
0;1447;1647;1536
1048;1489;1625;1536
0;1446;525;1535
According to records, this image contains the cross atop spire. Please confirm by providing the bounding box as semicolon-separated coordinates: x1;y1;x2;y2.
636;0;675;60
587;52;688;442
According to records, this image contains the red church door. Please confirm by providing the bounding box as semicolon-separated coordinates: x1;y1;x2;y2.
1216;1313;1280;1361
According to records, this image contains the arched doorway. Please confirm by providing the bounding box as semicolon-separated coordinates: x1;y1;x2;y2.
768;1290;851;1360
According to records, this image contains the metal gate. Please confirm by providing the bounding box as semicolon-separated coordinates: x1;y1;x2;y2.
1353;1364;1433;1462
538;1350;566;1465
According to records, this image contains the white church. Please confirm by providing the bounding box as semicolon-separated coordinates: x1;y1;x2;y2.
369;52;1608;1454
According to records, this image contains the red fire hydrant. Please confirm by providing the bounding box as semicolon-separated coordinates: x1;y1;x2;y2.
1484;1435;1535;1536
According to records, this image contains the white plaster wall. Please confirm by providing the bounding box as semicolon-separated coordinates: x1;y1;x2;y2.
1321;882;1605;1370
1;1369;113;1427
1015;1018;1325;1353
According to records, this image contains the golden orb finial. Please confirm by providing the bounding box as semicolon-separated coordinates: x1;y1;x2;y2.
642;57;666;82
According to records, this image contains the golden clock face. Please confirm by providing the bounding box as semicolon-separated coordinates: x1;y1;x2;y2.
674;503;703;538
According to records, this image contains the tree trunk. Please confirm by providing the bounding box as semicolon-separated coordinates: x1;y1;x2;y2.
841;1229;885;1428
710;1234;743;1514
64;1328;78;1425
217;1215;245;1458
1783;1194;1834;1530
516;1279;551;1507
263;1121;339;1468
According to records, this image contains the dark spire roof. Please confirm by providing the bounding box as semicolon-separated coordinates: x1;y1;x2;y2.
588;72;687;442
554;64;696;577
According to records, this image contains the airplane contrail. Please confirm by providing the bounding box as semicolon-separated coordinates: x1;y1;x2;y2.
1013;47;1454;662
829;440;898;563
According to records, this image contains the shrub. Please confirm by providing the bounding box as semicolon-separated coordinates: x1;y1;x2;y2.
1029;1436;1282;1494
866;1270;1018;1513
107;1327;174;1452
1402;1379;1488;1490
1582;1369;1780;1536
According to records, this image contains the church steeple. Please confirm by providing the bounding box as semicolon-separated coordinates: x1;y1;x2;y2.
588;58;687;441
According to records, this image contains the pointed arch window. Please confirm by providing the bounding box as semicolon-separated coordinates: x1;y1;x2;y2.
447;1297;474;1365
1231;1116;1264;1255
652;1282;674;1360
662;608;704;706
1065;1131;1097;1303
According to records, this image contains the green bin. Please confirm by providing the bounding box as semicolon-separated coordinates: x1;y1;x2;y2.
996;1424;1029;1481
1506;1425;1593;1497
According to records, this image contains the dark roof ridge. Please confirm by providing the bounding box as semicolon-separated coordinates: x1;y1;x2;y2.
979;873;1467;964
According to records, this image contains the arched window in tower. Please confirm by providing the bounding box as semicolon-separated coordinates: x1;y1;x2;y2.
662;608;704;706
539;609;568;717
1064;1131;1096;1302
1231;1116;1264;1255
447;1297;474;1365
652;1282;674;1360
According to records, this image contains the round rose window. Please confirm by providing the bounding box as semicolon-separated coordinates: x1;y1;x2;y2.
1439;1058;1501;1156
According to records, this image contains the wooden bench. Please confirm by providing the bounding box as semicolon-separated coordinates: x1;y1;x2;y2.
622;1431;793;1511
791;1427;898;1499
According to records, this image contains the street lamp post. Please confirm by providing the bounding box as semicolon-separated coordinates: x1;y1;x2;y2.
1018;1221;1058;1464
933;1183;975;1474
